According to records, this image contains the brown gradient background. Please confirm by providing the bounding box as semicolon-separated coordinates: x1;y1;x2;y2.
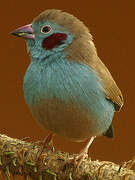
1;0;135;169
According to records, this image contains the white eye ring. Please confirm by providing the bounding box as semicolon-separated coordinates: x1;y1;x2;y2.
41;25;52;34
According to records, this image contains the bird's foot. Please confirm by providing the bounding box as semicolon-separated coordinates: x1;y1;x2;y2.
68;136;96;170
36;133;55;166
43;133;55;152
35;133;55;152
74;149;89;168
66;148;89;173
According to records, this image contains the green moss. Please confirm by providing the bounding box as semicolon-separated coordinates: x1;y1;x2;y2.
46;169;57;180
12;158;16;166
3;166;11;180
0;156;2;166
25;161;35;166
4;151;15;156
69;172;73;180
38;174;42;180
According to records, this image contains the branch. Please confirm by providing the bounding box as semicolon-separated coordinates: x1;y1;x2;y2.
0;134;134;180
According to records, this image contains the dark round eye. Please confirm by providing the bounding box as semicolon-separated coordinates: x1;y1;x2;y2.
41;25;52;34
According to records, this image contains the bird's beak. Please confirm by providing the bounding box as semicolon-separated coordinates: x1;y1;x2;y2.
11;24;35;40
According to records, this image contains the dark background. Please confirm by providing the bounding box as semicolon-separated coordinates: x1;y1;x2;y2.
1;0;135;168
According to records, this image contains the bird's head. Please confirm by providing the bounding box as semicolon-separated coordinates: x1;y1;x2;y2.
11;9;95;61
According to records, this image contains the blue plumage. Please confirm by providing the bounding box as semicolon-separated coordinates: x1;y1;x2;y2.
11;9;123;152
24;51;114;140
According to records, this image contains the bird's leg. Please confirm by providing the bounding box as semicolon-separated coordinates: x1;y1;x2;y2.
74;136;96;167
40;133;55;152
43;133;55;151
35;133;55;152
36;133;55;166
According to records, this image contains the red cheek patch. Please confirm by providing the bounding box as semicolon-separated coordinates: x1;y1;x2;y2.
42;33;67;50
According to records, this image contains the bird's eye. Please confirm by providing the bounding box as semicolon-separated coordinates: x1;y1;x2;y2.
41;25;52;34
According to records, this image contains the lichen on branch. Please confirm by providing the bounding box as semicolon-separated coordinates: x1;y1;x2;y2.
0;134;134;180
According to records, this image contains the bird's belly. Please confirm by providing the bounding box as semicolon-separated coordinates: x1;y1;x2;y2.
24;59;114;142
31;98;113;142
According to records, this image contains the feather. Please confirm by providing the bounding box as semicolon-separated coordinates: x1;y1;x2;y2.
33;9;123;111
90;57;124;111
103;124;114;138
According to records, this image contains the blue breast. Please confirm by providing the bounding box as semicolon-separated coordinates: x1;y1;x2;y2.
23;53;115;136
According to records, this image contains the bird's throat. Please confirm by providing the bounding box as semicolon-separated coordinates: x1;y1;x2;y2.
42;33;67;50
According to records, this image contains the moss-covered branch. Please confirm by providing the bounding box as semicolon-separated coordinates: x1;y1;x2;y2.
0;134;134;180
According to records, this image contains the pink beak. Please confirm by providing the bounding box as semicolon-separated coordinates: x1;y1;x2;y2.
11;24;35;40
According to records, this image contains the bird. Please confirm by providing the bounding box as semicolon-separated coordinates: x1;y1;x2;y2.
11;9;123;162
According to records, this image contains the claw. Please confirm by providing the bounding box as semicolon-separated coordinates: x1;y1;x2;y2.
36;133;55;166
34;133;55;152
74;136;96;169
74;150;88;168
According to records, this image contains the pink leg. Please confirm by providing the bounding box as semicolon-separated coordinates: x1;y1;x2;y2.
44;133;55;148
42;133;55;152
35;133;55;152
74;136;96;167
36;133;55;165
